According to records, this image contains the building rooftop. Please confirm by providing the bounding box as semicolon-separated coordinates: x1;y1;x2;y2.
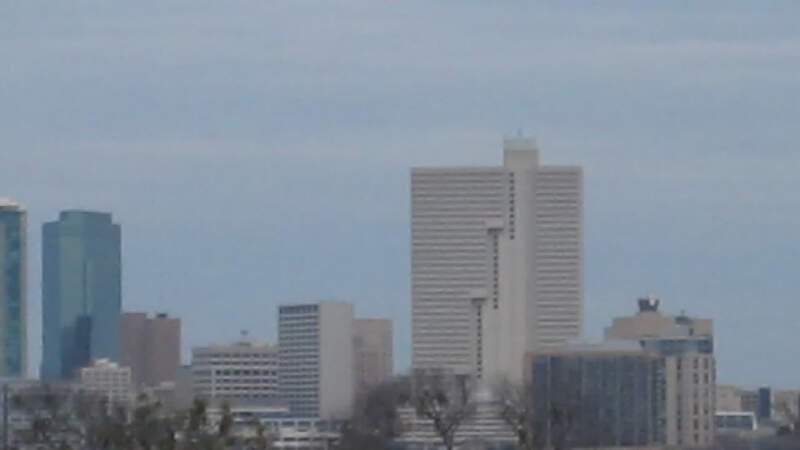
537;339;647;356
0;198;23;210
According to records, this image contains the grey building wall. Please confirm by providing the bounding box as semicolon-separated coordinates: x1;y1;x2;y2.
0;200;26;377
531;348;664;448
41;211;121;380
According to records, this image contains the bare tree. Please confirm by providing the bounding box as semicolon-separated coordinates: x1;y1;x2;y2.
493;378;541;450
337;378;410;450
776;399;800;437
11;383;84;449
409;370;475;450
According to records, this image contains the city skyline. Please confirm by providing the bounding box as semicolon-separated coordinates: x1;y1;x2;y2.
3;0;800;389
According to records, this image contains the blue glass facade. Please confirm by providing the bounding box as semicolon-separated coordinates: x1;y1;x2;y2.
41;211;121;380
0;201;27;377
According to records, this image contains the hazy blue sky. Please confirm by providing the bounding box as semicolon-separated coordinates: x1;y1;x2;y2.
3;1;799;387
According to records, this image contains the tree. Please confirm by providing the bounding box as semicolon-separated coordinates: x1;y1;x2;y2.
548;404;574;450
337;377;411;450
776;398;800;438
242;419;274;450
11;383;83;449
409;370;475;450
493;378;541;450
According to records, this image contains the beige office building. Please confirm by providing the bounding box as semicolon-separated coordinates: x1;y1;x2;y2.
354;318;393;390
79;358;133;405
120;312;181;387
605;296;716;448
191;337;279;401
411;137;583;382
278;302;355;419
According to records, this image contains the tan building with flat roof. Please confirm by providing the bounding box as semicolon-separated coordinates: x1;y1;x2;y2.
716;384;745;412
605;296;716;448
354;318;393;390
120;312;181;387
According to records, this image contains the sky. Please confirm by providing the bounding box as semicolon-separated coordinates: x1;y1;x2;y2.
2;0;799;388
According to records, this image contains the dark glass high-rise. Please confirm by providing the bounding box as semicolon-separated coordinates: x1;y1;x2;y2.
41;211;121;380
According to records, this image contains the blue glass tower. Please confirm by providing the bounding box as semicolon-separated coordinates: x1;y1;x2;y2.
41;211;121;380
0;200;27;377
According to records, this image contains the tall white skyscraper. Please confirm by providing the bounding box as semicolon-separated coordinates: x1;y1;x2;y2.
411;137;583;382
278;302;354;419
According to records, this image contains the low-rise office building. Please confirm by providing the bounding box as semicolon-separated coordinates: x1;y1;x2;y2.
191;337;279;402
79;358;133;405
531;341;665;448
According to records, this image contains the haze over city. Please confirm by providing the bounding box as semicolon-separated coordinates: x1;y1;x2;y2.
3;0;800;392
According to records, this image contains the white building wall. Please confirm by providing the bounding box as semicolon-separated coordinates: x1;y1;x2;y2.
533;166;583;347
411;167;506;376
279;302;354;420
411;138;583;383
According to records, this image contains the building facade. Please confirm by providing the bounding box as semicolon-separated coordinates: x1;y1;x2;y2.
411;137;582;382
395;400;517;449
716;384;745;412
120;312;181;387
531;342;665;448
354;318;393;390
79;358;133;405
758;387;772;420
0;200;26;377
605;296;716;448
278;302;354;419
191;338;279;402
42;211;121;380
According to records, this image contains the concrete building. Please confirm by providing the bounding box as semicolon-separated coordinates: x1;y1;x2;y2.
79;358;133;405
717;384;745;412
42;211;121;380
411;137;583;382
191;337;279;402
0;199;27;377
605;296;716;448
530;341;665;448
740;389;759;415
278;302;354;419
354;318;393;390
120;312;181;387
